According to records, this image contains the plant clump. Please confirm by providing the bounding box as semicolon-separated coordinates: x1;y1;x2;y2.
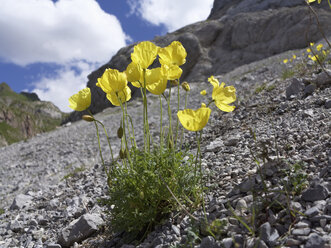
68;40;237;241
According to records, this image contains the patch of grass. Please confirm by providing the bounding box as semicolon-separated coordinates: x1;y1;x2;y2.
62;165;86;180
254;82;267;94
0;121;21;145
0;208;5;215
281;68;295;80
102;146;200;241
266;84;276;92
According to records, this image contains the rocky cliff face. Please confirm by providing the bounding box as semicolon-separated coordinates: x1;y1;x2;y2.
0;82;66;147
65;0;331;123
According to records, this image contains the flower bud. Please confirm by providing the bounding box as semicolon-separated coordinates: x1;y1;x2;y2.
168;139;174;149
82;115;95;122
117;127;123;139
181;81;190;92
119;149;127;159
139;191;144;200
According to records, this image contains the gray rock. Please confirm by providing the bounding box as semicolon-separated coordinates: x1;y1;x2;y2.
171;225;181;236
285;238;301;246
314;70;331;88
46;245;62;248
305;233;325;248
200;236;219;248
9;194;33;210
224;136;240;146
301;185;329;202
304;84;316;96
292;228;311;236
286;78;304;99
9;220;23;232
239;177;256;193
221;238;233;248
259;222;279;245
58;213;104;247
304;206;320;217
325;99;331;109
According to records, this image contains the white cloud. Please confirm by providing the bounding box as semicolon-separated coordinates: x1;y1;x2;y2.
31;62;98;113
0;0;130;112
127;0;214;32
0;0;129;66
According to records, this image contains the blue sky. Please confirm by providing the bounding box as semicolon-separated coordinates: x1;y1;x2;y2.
0;0;213;112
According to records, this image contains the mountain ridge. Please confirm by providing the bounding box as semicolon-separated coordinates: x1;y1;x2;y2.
0;82;67;147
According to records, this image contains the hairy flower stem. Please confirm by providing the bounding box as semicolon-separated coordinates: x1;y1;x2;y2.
88;110;113;176
118;98;132;165
159;95;163;150
124;101;136;148
143;69;151;153
163;88;173;149
179;91;189;149
174;80;180;149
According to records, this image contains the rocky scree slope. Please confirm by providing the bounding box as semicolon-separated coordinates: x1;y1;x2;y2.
0;82;66;147
65;0;331;123
0;47;330;247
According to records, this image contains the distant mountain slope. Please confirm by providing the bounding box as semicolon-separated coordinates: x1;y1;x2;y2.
0;82;67;147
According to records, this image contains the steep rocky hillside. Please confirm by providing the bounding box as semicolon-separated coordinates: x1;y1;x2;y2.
65;0;331;123
0;82;67;147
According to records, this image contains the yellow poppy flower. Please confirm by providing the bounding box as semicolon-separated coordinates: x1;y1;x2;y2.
307;0;321;3
106;86;131;106
316;44;323;51
97;69;127;94
68;87;91;111
200;90;207;96
208;76;236;112
177;103;211;132
159;41;187;66
131;41;159;69
283;59;289;64
125;61;143;83
307;48;312;53
309;54;318;61
292;55;297;59
145;67;168;95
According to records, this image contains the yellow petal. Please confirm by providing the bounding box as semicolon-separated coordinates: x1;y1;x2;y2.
214;101;236;112
131;81;142;88
131;41;158;69
106;86;131;106
208;75;220;88
68;87;91;111
125;62;143;83
212;83;236;112
163;64;182;80
283;59;288;64
159;41;187;66
177;105;211;132
200;90;207;96
212;85;236;104
97;69;127;93
145;67;167;95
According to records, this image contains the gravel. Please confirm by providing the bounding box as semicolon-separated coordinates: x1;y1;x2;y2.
0;50;330;248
